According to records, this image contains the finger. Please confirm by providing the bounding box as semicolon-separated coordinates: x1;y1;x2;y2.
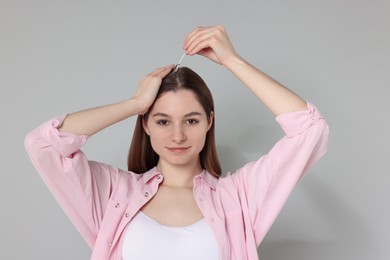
184;26;206;45
156;64;175;77
149;65;174;77
184;26;213;50
139;65;172;89
184;25;228;56
190;40;213;57
185;31;215;55
149;65;171;76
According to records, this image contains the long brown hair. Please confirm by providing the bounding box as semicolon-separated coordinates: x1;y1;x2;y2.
127;66;221;178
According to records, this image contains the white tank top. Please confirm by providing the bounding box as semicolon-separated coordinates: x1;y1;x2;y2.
122;211;220;260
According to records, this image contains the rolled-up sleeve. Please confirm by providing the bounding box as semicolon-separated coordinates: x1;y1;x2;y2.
230;103;329;245
24;115;120;248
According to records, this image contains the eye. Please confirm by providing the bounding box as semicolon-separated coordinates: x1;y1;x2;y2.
185;119;199;125
156;120;169;126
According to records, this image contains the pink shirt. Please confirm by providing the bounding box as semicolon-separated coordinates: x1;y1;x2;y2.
24;103;328;260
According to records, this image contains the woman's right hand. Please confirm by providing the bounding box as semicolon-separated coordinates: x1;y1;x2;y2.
132;65;175;115
57;65;174;136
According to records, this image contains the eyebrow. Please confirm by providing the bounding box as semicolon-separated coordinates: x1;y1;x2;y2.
152;112;203;118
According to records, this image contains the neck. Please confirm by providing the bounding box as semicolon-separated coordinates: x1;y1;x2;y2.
156;160;203;188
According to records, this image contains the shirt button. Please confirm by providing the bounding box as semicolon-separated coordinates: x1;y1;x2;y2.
199;198;203;202
125;213;130;218
144;191;150;197
114;203;120;208
156;175;161;180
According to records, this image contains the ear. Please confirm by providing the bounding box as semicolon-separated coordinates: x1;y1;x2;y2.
142;116;150;135
207;111;214;131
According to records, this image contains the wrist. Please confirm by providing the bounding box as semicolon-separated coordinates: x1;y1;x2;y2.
222;54;247;72
126;97;149;116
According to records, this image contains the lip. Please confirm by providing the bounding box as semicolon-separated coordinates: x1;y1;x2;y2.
166;147;190;153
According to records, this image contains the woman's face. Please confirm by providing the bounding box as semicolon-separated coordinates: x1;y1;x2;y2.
143;89;213;168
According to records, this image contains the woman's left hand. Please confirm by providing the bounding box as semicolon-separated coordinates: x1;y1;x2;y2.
183;25;239;66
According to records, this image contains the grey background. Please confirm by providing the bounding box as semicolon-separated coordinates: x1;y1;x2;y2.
1;0;389;259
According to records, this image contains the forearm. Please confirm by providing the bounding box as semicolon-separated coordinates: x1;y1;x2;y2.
58;65;173;136
223;56;307;116
59;98;142;136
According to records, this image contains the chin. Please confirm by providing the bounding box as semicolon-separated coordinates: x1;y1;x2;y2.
160;154;198;167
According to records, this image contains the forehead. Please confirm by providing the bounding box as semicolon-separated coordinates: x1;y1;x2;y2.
150;89;205;115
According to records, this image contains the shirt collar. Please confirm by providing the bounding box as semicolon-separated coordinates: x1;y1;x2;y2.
197;170;218;189
142;167;161;183
142;167;218;189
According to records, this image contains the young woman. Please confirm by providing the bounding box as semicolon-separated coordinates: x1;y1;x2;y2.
25;25;329;260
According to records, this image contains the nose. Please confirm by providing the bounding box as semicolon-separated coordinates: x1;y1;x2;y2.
171;123;186;143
